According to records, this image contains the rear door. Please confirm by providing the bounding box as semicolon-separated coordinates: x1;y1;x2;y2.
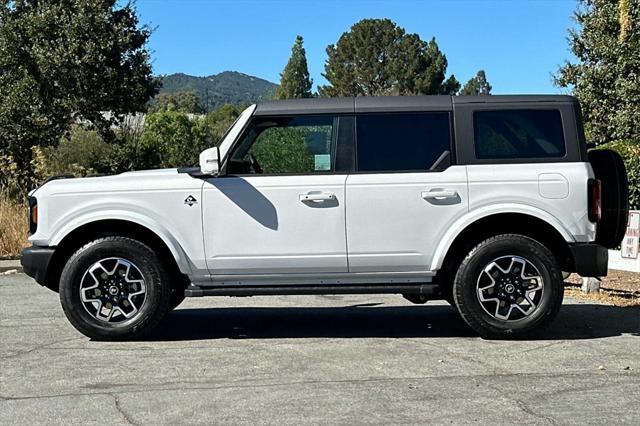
345;109;469;273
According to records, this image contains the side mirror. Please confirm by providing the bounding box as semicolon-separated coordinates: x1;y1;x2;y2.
199;147;220;176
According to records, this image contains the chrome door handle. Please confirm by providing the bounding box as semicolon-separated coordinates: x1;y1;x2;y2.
421;190;458;200
299;192;336;202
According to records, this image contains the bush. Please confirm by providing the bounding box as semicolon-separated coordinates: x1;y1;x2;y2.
136;110;206;169
597;140;640;210
32;126;122;180
0;191;28;258
250;127;317;173
1;130;110;200
136;105;241;169
0;154;27;199
198;104;240;146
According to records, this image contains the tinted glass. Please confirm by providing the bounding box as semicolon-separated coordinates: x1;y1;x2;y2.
473;110;565;159
356;113;451;172
230;116;335;174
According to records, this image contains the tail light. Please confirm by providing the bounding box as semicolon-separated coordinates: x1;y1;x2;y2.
28;196;38;234
588;179;601;223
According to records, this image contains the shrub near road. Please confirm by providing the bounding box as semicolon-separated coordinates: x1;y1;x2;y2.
0;192;28;258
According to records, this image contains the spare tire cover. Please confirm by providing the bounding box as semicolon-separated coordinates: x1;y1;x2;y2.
588;149;629;248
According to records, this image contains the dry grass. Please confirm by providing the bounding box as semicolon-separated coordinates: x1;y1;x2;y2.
566;272;640;293
0;192;29;258
565;286;640;307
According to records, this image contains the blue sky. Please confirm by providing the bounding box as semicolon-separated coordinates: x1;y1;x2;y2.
136;0;578;94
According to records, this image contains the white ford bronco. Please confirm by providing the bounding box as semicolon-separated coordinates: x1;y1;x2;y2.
21;95;629;340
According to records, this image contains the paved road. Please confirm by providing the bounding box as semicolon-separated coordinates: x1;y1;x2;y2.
1;274;639;425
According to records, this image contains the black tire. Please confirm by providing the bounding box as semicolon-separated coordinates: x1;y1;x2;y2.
588;149;629;248
169;289;186;311
59;236;172;340
402;294;428;304
437;268;457;306
453;234;563;339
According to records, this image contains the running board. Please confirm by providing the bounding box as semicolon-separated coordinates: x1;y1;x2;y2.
185;283;440;297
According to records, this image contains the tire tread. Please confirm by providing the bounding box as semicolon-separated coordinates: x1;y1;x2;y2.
453;234;564;339
59;236;171;340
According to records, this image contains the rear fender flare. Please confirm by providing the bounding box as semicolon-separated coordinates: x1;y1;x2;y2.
430;203;574;271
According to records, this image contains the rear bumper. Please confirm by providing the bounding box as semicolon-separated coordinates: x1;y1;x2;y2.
21;246;55;286
569;243;608;277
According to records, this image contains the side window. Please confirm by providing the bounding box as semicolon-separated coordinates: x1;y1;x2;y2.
473;110;566;159
229;115;335;174
356;113;451;172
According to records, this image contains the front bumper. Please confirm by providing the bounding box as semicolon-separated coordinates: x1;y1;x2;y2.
21;246;55;286
569;243;608;277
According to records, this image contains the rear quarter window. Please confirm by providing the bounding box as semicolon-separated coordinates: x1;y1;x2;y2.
473;110;565;159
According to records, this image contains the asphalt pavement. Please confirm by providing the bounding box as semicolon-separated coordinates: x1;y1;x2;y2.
1;273;639;425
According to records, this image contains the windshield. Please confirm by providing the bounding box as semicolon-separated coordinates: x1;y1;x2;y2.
218;104;256;159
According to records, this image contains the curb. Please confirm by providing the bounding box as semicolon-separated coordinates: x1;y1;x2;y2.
0;260;22;274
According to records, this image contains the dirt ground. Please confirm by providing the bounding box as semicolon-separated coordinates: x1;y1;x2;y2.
566;270;640;292
565;270;640;307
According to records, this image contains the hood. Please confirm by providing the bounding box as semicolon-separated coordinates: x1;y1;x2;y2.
118;168;180;178
31;168;184;197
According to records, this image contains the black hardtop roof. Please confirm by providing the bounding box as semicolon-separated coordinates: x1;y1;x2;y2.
253;95;577;116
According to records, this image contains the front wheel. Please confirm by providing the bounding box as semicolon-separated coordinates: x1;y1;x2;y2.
59;237;172;340
453;234;563;339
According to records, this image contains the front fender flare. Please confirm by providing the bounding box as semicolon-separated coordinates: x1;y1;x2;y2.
49;209;194;275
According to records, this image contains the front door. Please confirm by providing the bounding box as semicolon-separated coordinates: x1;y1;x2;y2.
202;114;348;277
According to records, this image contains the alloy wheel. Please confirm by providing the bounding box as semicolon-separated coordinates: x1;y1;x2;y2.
476;255;544;321
79;258;147;323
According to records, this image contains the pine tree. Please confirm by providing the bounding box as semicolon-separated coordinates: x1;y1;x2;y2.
459;70;492;95
318;19;459;97
276;36;313;99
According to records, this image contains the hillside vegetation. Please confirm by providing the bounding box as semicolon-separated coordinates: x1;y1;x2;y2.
158;71;277;111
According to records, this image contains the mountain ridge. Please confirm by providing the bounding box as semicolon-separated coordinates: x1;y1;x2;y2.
157;71;278;111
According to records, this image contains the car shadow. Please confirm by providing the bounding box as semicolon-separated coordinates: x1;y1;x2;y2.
208;177;278;230
145;302;640;341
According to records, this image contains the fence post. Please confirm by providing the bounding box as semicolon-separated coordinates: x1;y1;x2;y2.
581;276;601;293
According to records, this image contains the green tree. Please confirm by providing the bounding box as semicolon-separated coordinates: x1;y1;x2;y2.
198;104;241;146
459;70;492;95
554;0;640;144
150;91;204;114
318;19;459;97
250;127;314;173
0;0;158;195
276;36;313;99
32;126;120;180
136;110;204;169
598;141;640;209
135;104;241;170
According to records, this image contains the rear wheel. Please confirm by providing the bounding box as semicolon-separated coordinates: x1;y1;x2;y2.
59;237;171;340
453;234;563;339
